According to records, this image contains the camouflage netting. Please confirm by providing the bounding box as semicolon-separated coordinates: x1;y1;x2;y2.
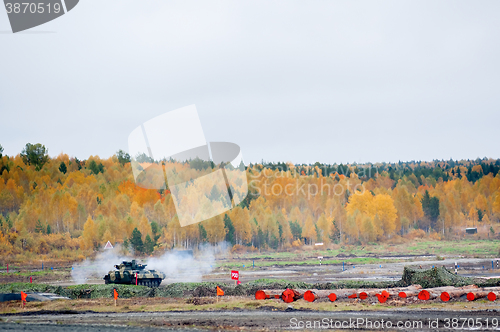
2;267;499;299
398;266;474;288
0;283;66;295
474;278;500;287
0;283;152;299
154;282;219;298
0;280;395;299
66;284;153;299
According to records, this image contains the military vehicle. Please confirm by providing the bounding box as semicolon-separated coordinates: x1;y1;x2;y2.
103;260;165;287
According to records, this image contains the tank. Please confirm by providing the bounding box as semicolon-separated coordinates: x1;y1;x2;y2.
103;260;165;287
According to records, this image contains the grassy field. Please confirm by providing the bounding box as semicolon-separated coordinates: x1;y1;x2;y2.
218;257;401;269
0;238;498;288
1;238;498;272
0;270;61;277
403;239;500;257
213;239;500;271
229;239;500;263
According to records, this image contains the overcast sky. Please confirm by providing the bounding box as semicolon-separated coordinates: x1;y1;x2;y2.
0;1;499;164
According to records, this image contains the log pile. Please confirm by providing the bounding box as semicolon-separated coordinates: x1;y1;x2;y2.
254;285;500;303
281;288;301;303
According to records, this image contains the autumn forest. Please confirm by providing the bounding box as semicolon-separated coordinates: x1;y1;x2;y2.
1;143;500;263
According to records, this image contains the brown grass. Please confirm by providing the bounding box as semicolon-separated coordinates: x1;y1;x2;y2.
0;296;496;315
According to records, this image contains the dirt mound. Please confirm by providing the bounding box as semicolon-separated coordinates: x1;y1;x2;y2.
224;284;247;296
192;285;216;297
399;266;473;288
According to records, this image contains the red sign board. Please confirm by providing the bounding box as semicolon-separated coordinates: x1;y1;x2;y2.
231;270;239;280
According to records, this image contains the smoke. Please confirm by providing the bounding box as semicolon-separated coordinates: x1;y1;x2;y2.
71;242;230;285
147;241;230;283
71;245;131;284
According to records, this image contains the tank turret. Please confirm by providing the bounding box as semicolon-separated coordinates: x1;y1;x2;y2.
103;260;165;287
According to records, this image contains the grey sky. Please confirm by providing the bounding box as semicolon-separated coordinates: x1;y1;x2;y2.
1;0;499;164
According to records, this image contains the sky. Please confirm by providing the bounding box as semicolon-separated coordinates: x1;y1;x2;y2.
0;0;499;165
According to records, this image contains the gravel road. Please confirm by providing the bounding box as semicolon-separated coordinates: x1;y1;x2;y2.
0;323;205;332
2;309;500;331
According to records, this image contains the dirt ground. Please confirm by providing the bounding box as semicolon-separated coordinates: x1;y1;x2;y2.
0;271;72;285
3;307;500;331
1;292;500;331
2;243;500;331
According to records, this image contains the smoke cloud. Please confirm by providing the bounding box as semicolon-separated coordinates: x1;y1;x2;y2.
71;242;230;285
71;245;131;284
147;242;229;283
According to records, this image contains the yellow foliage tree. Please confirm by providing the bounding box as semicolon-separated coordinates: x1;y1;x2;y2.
345;192;397;241
229;206;252;245
469;207;478;226
372;194;398;235
316;214;332;244
302;215;316;245
493;193;500;216
139;215;151;239
81;216;97;250
202;214;225;244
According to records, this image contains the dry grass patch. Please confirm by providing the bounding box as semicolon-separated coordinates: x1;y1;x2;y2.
0;296;497;314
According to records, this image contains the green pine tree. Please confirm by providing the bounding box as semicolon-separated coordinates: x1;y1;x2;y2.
144;234;154;255
224;214;235;245
477;209;484;222
88;160;99;174
5;215;12;229
116;149;131;165
150;221;160;243
59;162;67;174
130;227;144;253
20;143;49;170
35;219;44;233
289;220;302;240
199;223;208;243
123;237;129;251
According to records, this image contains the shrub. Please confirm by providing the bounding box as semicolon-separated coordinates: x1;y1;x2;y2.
230;244;247;254
429;232;442;241
248;245;258;252
387;235;405;245
405;229;426;240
